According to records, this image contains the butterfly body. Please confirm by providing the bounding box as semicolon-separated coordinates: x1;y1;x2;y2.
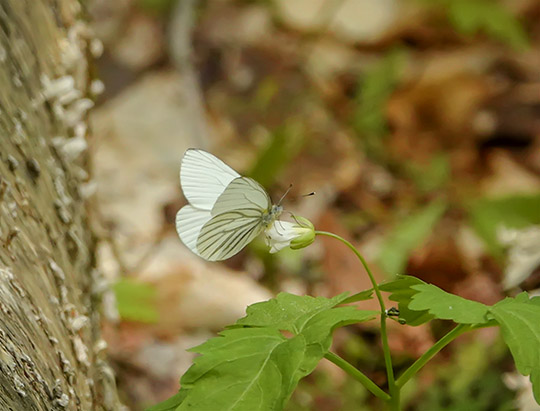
176;149;281;261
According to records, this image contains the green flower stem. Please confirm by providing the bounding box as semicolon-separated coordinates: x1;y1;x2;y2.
325;352;391;402
396;323;471;388
315;231;397;407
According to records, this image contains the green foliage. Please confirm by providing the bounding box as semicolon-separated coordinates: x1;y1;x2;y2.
248;121;304;188
408;284;490;324
353;48;406;159
468;194;540;259
490;295;540;403
113;278;158;323
446;0;528;50
147;393;184;411
383;276;540;404
409;284;489;324
416;341;515;411
405;154;450;193
151;293;376;410
377;199;447;276
380;275;434;326
419;0;528;50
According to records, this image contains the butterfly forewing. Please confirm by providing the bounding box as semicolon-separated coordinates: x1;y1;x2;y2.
180;149;240;210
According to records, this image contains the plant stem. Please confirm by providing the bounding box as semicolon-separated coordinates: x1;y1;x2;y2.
396;323;471;388
315;231;397;407
325;352;391;401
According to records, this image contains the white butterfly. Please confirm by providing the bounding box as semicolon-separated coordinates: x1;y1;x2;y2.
176;149;283;261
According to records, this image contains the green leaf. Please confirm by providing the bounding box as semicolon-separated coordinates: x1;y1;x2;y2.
113;279;158;323
447;0;528;50
341;289;374;304
248;121;304;187
468;194;540;259
380;275;492;325
353;48;406;158
409;284;490;324
178;328;306;410
405;153;450;193
235;293;377;366
157;293;377;410
377;199;447;275
146;392;184;411
379;275;434;326
490;296;540;404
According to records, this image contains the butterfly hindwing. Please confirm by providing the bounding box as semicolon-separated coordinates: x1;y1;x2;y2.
197;210;264;261
211;177;272;216
175;205;212;257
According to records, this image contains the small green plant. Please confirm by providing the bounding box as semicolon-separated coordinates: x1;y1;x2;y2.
149;149;540;410
149;228;540;410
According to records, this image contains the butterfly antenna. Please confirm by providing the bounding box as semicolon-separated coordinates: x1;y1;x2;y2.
278;184;293;205
302;191;316;197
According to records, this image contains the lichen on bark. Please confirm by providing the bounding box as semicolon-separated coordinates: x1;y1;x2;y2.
0;1;121;410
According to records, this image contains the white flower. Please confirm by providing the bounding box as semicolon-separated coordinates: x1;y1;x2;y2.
265;217;315;254
498;225;540;289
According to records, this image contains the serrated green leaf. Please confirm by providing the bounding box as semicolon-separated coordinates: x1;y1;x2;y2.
235;292;375;334
409;284;490;324
159;293;377;410
377;199;447;276
178;328;306;410
379;275;434;326
235;293;377;370
490;298;540;405
468;194;540;259
113;279;158;323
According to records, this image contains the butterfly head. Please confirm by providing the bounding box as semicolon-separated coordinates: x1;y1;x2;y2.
263;204;283;226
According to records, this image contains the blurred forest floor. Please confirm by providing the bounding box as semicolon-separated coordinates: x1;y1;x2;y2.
86;0;540;409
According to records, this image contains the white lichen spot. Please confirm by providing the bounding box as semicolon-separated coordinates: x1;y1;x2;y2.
94;339;108;356
55;393;69;408
48;260;66;281
74;122;87;139
90;79;105;96
64;98;94;126
90;38;104;58
73;335;89;366
64;135;88;160
79;181;97;199
70;315;89;332
41;75;75;100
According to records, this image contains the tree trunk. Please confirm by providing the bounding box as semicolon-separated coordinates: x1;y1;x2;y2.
0;1;121;409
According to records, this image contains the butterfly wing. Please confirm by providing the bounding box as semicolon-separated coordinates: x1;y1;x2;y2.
211;177;272;216
196;210;265;261
175;205;212;257
180;149;240;210
195;177;273;261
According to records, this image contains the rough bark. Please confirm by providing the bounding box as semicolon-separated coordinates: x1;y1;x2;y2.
0;1;121;410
